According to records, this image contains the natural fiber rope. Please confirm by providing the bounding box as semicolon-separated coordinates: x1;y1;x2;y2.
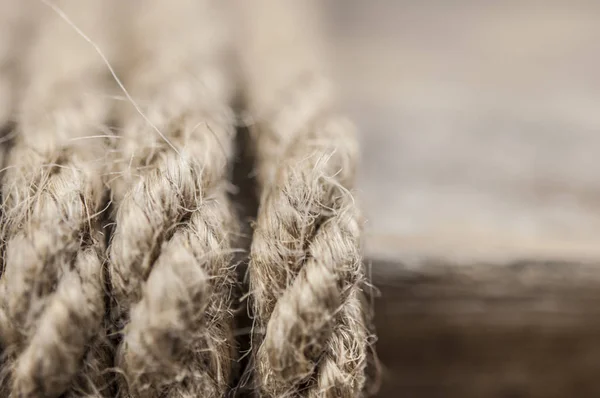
249;108;369;397
235;1;373;396
0;1;375;396
107;1;238;396
0;1;114;396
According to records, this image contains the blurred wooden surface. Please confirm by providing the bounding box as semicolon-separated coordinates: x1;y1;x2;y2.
325;1;600;263
372;259;600;398
323;2;600;397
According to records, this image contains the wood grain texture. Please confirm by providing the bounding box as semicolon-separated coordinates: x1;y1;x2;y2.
372;259;600;398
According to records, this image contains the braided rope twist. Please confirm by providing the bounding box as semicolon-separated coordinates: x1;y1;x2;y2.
248;76;369;397
234;0;373;395
108;1;237;396
0;2;113;396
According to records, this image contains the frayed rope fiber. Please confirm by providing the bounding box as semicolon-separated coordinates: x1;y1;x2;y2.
236;1;374;396
0;0;114;396
249;104;370;397
0;0;376;397
107;1;238;396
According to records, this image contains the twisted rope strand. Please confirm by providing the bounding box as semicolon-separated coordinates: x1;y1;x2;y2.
0;1;115;396
108;1;238;396
235;1;373;396
249;112;368;397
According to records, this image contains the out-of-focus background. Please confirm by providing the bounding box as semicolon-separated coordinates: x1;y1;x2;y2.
326;0;600;263
322;1;600;397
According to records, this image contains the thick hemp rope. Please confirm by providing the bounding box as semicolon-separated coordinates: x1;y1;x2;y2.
235;1;373;396
0;1;115;396
107;0;238;396
0;1;375;396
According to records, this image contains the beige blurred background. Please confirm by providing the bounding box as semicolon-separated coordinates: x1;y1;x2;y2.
321;3;600;396
323;0;600;266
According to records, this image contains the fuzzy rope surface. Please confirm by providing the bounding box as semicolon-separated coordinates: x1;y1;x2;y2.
235;0;373;396
249;77;370;398
0;1;114;396
0;1;374;396
107;1;238;396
